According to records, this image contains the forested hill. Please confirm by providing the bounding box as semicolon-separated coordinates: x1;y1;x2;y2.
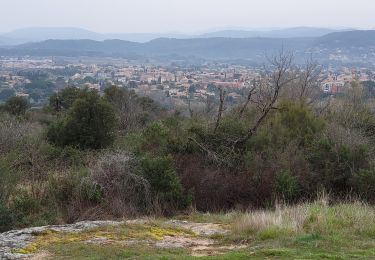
0;30;374;62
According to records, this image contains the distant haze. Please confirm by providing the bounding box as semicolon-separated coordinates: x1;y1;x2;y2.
1;0;374;33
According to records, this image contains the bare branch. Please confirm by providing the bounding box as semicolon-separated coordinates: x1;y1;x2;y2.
234;50;294;151
214;87;226;133
239;79;257;117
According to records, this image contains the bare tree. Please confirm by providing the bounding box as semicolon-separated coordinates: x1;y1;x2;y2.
239;79;257;117
205;95;215;115
233;50;294;151
214;87;226;133
187;94;194;118
293;56;322;103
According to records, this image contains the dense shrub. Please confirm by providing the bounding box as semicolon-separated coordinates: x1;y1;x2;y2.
90;151;151;217
4;80;375;229
141;155;190;211
47;91;117;149
250;101;325;152
274;171;300;202
352;169;375;201
49;87;84;111
4;96;30;116
46;168;100;222
104;85;163;132
0;201;14;232
128;117;193;156
308;138;370;194
0;157;19;202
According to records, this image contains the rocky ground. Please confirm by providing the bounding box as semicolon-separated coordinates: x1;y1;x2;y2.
0;219;246;259
3;203;375;259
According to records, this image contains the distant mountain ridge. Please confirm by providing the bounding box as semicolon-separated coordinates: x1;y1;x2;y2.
9;37;313;59
198;27;343;38
0;26;348;45
1;30;374;65
314;30;375;48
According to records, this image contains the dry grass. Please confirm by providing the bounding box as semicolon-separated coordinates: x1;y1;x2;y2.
232;203;308;235
231;194;375;240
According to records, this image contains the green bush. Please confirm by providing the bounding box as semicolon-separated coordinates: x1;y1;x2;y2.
0;157;20;202
41;144;82;167
140;155;190;209
4;96;30;116
128;117;192;156
308;138;370;193
352;169;375;200
251;101;325;151
79;178;103;204
49;87;84;111
47;91;117;149
274;171;300;202
0;201;14;232
47;168;93;205
11;191;43;227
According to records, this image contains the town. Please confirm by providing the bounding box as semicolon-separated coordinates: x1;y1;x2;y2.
1;56;375;110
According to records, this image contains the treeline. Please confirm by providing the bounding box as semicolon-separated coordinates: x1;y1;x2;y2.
1;52;375;232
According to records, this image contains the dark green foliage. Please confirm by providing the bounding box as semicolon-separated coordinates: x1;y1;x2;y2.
352;169;375;200
0;201;14;232
11;192;44;227
274;171;300;202
48;87;83;111
4;96;29;116
140;155;189;209
0;158;19;202
362;80;375;98
128;117;192;156
251;101;325;151
47;168;101;206
308;138;370;193
25;80;54;90
0;88;15;101
4;78;375;230
274;101;325;146
47;91;117;149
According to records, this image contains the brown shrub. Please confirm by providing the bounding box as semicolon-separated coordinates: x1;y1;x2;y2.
89;151;152;217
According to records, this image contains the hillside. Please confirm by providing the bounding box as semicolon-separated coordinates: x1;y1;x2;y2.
199;27;340;38
0;37;313;60
1;30;375;64
315;30;375;48
0;27;344;45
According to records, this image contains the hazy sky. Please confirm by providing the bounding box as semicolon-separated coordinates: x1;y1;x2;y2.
1;0;374;33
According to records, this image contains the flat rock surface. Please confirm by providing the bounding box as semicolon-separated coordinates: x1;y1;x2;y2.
0;219;240;259
0;221;124;259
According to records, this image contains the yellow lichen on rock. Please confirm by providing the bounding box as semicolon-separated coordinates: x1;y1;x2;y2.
148;227;190;240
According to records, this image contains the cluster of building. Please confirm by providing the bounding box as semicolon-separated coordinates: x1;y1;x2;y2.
1;57;375;106
321;67;372;94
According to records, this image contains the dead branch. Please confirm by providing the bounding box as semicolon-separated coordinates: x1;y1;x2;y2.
214;87;226;133
239;79;257;117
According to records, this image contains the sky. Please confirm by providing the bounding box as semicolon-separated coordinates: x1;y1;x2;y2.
1;0;375;33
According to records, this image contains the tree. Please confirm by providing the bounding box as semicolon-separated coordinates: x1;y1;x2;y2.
104;86;160;132
233;50;294;151
0;89;15;102
47;91;117;149
214;87;226;132
141;155;189;209
4;96;29;116
49;87;83;111
188;84;197;94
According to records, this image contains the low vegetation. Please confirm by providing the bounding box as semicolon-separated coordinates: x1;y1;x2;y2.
1;52;375;258
8;198;375;259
